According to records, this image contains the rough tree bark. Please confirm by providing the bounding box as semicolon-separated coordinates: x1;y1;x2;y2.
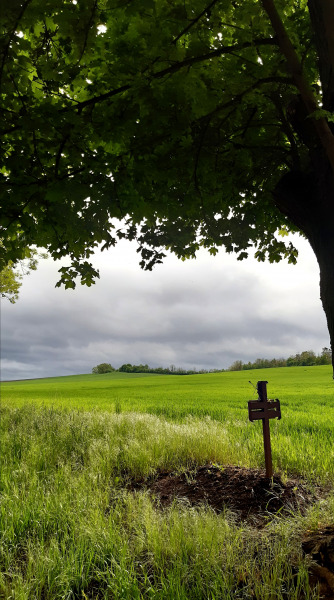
274;162;334;374
262;0;334;374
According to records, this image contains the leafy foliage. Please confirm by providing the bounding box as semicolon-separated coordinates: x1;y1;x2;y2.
1;0;316;286
92;362;115;374
0;263;21;304
0;247;46;303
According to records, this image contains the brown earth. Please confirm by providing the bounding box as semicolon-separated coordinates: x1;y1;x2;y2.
128;464;320;525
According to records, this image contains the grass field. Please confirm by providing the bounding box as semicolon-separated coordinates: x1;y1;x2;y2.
3;364;334;417
1;366;334;598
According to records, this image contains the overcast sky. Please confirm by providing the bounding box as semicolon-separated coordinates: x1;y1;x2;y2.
0;234;329;381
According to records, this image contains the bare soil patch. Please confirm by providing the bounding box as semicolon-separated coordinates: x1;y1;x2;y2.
128;464;321;525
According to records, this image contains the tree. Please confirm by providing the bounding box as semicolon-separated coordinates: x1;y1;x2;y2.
2;1;334;368
0;263;21;304
92;363;115;374
118;364;133;373
0;247;46;303
287;350;317;366
319;347;332;365
229;360;243;372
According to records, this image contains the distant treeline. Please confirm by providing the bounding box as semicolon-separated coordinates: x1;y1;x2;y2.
119;363;220;375
92;363;221;375
92;348;332;375
228;348;332;371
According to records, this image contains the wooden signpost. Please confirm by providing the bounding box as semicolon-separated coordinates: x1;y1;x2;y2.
248;381;281;478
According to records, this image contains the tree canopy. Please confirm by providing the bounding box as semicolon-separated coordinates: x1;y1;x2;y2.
2;0;334;361
92;363;115;373
0;0;317;280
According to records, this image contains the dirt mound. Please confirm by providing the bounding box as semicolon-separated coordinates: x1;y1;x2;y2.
129;464;319;524
303;526;334;598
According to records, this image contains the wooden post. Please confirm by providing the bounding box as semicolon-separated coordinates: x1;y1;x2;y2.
258;381;273;478
248;381;281;478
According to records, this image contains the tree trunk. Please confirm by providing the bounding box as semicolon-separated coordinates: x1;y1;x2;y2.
270;0;334;375
274;162;334;375
314;240;334;374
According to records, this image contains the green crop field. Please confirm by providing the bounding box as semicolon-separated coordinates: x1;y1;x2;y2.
1;366;334;599
3;364;334;417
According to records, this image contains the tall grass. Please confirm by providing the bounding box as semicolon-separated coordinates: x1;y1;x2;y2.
2;367;334;598
0;405;332;599
2;402;334;482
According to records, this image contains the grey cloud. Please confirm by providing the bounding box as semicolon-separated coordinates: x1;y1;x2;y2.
0;238;329;380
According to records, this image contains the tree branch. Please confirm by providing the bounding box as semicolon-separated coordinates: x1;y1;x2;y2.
32;130;46;175
197;76;293;123
241;107;258;138
55;135;70;178
318;0;334;76
74;37;278;111
0;0;33;91
172;0;221;45
77;0;98;64
193;117;211;193
270;92;301;169
261;0;334;173
0;125;21;136
308;0;334;111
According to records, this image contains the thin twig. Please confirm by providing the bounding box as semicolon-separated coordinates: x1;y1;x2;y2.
77;0;98;64
197;76;293;124
172;0;220;45
32;130;46;175
55;135;70;178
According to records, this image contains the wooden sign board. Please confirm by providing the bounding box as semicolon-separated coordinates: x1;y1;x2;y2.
248;381;281;478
